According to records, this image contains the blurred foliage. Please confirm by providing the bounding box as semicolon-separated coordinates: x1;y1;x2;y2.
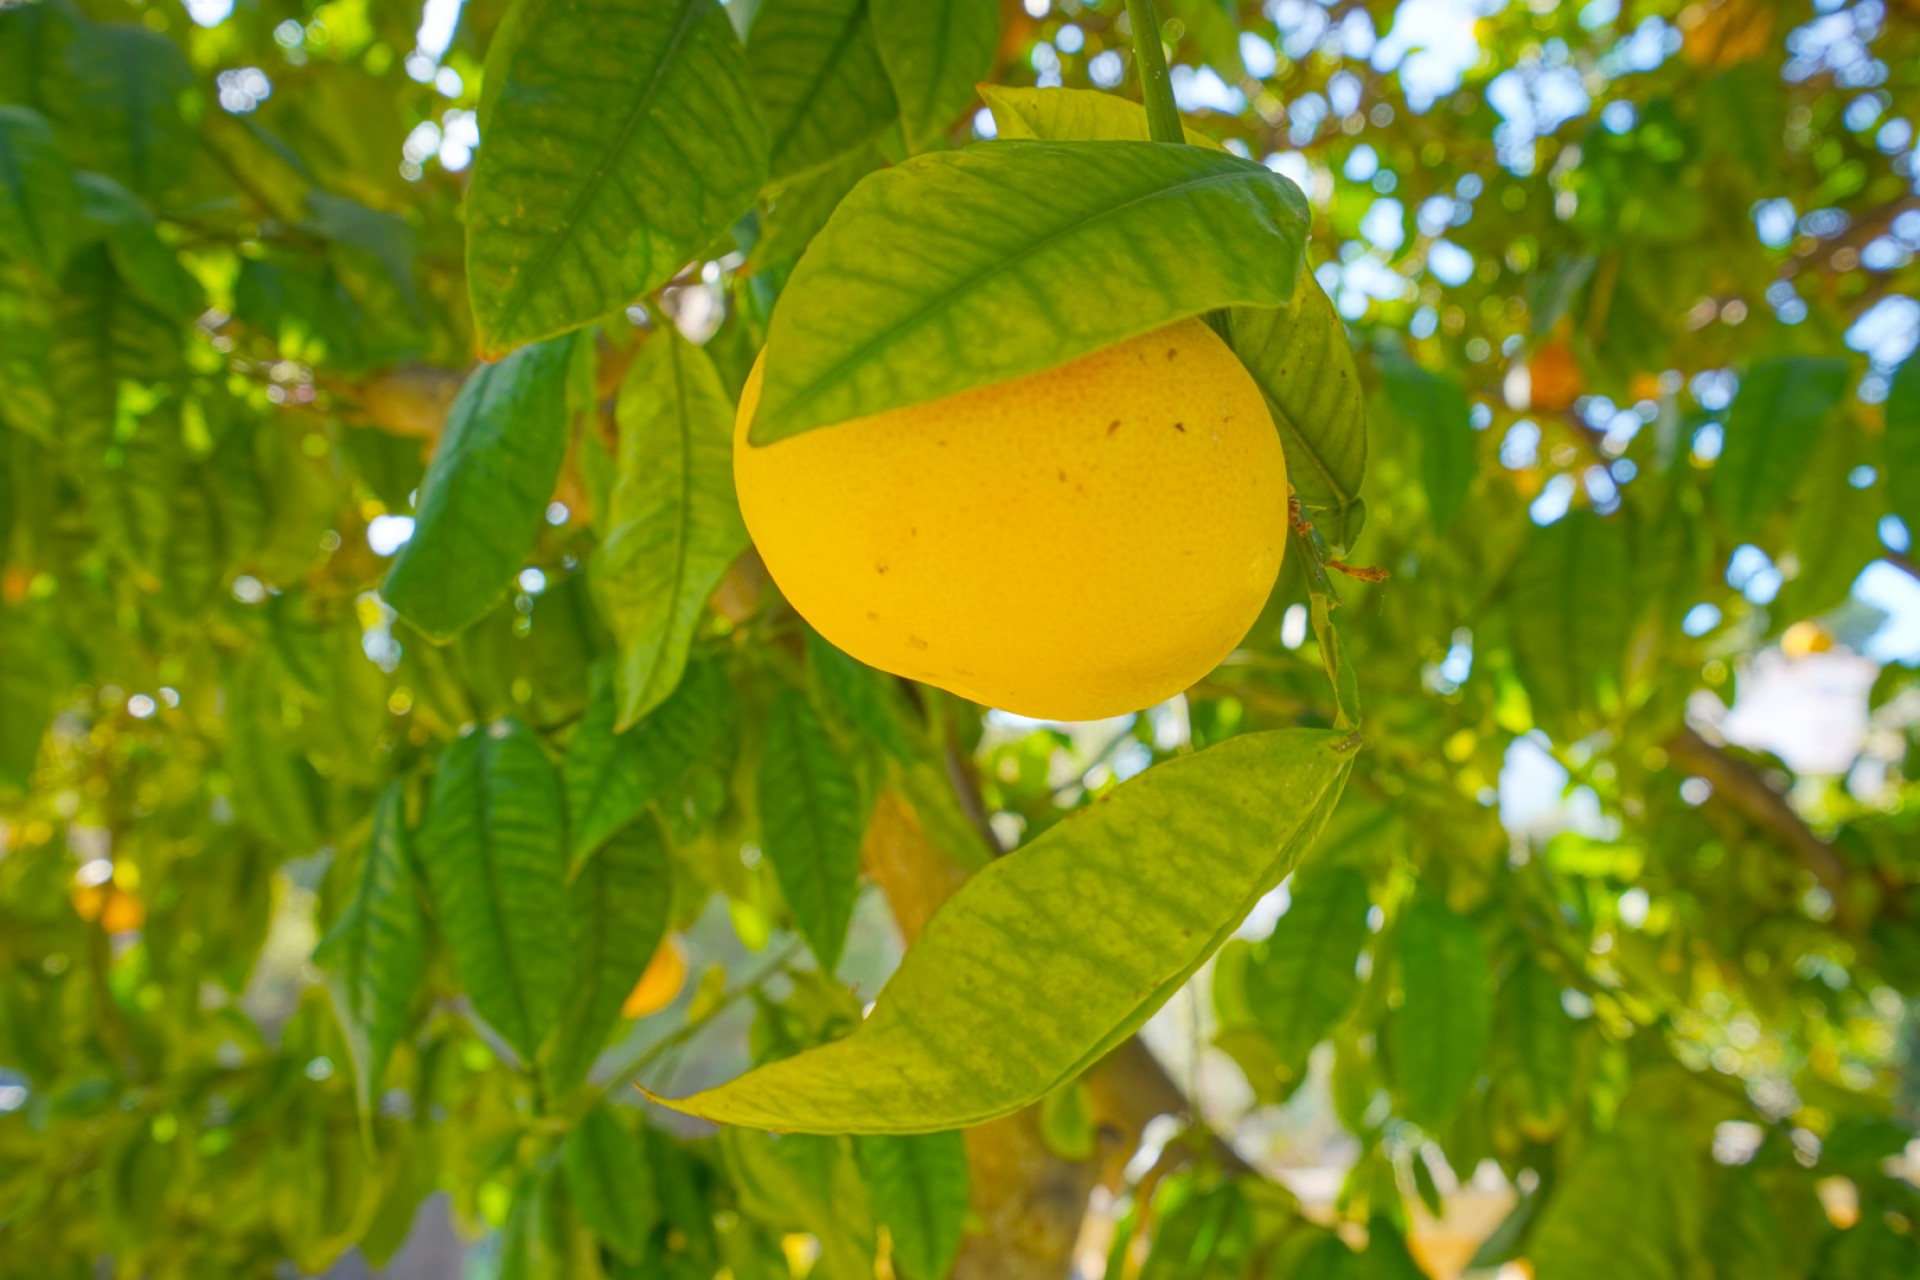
1;0;1919;1277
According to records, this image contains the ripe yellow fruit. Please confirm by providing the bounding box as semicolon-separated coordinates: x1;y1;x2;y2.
734;318;1288;720
623;936;688;1019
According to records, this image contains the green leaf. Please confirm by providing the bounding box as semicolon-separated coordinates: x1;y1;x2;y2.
1774;424;1879;623
0;261;56;438
303;190;420;317
1712;356;1850;538
854;1131;969;1280
315;785;428;1113
1390;894;1492;1130
61;22;199;203
73;172;203;318
564;657;738;872
758;691;865;973
564;1105;655;1261
1884;353;1920;530
1141;1179;1254;1280
979;84;1223;148
657;728;1356;1132
1164;0;1247;79
498;1168;571;1280
871;0;999;152
724;1130;877;1278
1380;354;1473;531
0;605;62;789
417;720;570;1061
541;818;672;1094
1231;273;1367;553
748;0;899;184
52;244;177;456
0;106;76;276
593;328;748;728
1497;957;1573;1139
751;142;883;270
466;0;768;353
1507;511;1632;739
747;139;1309;443
383;337;573;641
808;629;914;763
1237;867;1371;1088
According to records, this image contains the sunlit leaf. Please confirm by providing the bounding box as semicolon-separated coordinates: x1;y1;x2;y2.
1712;356;1849;538
855;1131;969;1280
871;0;999;152
747;140;1309;443
748;0;898;184
383;336;573;641
564;1105;655;1261
417;720;570;1061
0;106;77;276
979;84;1223;147
758;691;865;973
315;785;428;1113
466;0;768;352
594;328;748;728
656;729;1355;1132
1389;894;1491;1130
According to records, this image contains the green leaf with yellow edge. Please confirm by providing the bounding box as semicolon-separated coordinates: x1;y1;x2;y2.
1712;356;1849;539
872;0;1000;152
593;328;748;728
466;0;767;353
748;0;898;184
417;720;570;1061
654;728;1356;1132
383;336;573;642
315;785;427;1114
855;1131;970;1280
979;84;1223;148
747;139;1308;443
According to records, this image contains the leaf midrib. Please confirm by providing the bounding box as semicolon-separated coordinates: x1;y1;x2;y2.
759;153;1294;437
765;0;872;167
486;0;707;346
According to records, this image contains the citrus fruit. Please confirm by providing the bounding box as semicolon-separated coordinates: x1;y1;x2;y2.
733;317;1288;720
623;935;688;1019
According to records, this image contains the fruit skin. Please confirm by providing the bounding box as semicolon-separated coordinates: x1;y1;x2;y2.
734;318;1288;720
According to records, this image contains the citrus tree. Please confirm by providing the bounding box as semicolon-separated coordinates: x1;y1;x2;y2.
2;0;1919;1276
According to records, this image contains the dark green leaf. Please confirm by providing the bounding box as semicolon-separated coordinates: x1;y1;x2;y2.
73;172;203;318
466;0;768;352
1391;894;1491;1130
1231;272;1367;553
659;729;1355;1132
1885;353;1920;530
315;785;427;1113
0;260;55;437
855;1131;969;1280
0;106;76;276
749;0;898;184
0;605;61;788
1508;511;1632;738
383;337;573;641
758;691;865;973
808;630;914;763
61;22;199;203
593;328;748;728
542;818;672;1093
417;720;570;1061
1497;957;1573;1139
1712;357;1850;538
871;0;999;152
1380;354;1473;531
747;140;1309;443
1237;867;1371;1088
303;190;420;317
564;1105;655;1261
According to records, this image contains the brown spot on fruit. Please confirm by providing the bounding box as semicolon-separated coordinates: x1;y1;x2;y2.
907;635;929;650
1167;348;1178;360
1108;419;1122;435
1173;422;1186;432
875;562;888;575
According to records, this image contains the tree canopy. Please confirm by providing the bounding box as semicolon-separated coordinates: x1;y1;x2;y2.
1;0;1918;1277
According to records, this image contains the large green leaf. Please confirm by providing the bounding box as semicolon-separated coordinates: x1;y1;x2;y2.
417;720;570;1061
1379;353;1473;531
746;139;1310;443
1712;356;1850;538
1886;353;1920;530
758;691;865;973
0;106;76;277
1231;274;1368;553
979;84;1222;148
1237;866;1371;1089
871;0;999;152
541;818;672;1093
52;244;177;456
748;0;899;184
465;0;768;353
1774;424;1879;622
1496;957;1573;1138
656;728;1356;1132
382;337;573;641
593;328;748;728
1507;511;1632;739
74;172;204;318
1390;894;1492;1130
854;1131;969;1280
563;1105;655;1261
563;657;738;873
314;785;428;1113
60;22;199;204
